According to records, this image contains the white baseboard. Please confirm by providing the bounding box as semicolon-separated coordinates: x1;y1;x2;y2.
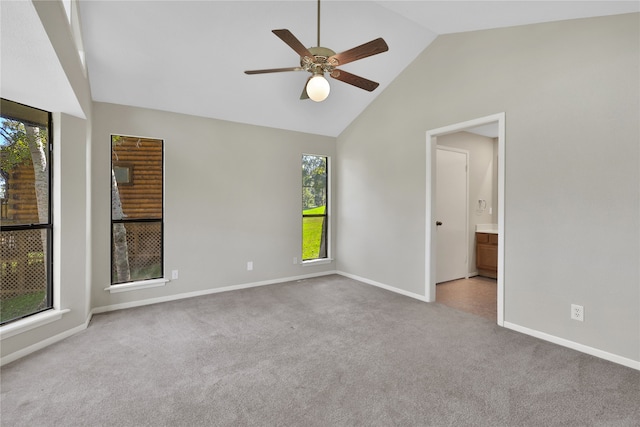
0;309;71;340
1;271;336;366
92;270;337;315
1;315;91;366
336;272;639;371
336;271;429;302
4;271;637;373
504;321;640;371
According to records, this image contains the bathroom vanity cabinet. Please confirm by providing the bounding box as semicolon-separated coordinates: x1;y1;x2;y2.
476;232;498;278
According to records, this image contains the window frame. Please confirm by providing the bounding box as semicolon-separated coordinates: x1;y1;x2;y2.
301;154;329;263
0;99;54;325
109;135;164;288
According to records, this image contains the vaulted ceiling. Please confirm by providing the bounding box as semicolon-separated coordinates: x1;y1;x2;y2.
3;1;639;137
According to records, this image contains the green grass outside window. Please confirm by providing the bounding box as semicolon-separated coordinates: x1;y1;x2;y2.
302;206;326;261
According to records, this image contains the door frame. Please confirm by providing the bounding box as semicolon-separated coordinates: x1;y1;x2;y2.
426;112;505;326
435;145;470;283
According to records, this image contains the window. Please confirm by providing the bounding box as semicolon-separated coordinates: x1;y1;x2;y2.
302;155;328;261
0;99;53;325
111;135;163;285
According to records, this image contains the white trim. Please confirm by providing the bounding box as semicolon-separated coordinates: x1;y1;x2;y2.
3;275;637;371
336;272;638;371
302;258;334;266
53;113;63;312
0;309;71;340
94;271;337;315
104;278;169;293
504;322;640;371
1;313;88;366
301;153;332;262
426;113;505;326
496;116;505;326
109;133;165;295
336;271;429;302
109;132;164;141
2;272;337;365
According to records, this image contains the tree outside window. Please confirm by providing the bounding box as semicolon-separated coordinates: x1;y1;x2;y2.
0;99;52;324
302;155;328;261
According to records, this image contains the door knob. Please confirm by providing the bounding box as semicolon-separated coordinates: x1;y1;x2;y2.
436;221;443;226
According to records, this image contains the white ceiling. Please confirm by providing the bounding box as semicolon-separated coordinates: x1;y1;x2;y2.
1;1;85;119
4;2;638;138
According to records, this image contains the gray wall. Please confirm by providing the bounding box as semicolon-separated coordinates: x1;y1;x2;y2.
336;14;639;361
91;103;336;310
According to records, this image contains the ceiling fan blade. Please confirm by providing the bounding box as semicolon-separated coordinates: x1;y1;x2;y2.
245;67;303;75
330;69;379;92
272;29;314;59
300;77;311;100
329;38;389;66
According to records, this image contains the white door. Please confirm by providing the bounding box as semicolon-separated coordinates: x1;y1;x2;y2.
436;147;468;283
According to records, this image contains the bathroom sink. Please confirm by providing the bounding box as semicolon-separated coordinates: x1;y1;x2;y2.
476;224;498;234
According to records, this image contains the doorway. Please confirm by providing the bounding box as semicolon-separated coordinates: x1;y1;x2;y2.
426;113;505;326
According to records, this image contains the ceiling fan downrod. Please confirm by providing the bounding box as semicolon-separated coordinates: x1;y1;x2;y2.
317;0;321;47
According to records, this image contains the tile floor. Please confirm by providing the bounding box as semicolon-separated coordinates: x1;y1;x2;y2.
436;276;497;321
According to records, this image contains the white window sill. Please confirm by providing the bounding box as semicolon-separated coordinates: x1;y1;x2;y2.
302;258;333;266
105;278;169;294
1;308;71;340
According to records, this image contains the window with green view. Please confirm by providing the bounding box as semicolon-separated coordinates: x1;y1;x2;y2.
302;155;328;261
0;98;53;325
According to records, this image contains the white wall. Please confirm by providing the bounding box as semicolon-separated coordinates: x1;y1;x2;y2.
438;131;496;275
0;1;92;362
91;103;336;310
336;14;639;362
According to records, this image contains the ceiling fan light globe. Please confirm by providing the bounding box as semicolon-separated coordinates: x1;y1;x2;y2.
306;75;330;102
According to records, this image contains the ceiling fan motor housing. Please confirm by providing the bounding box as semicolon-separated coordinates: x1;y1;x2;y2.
302;46;338;74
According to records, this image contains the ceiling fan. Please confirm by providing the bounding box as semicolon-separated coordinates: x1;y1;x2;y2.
244;0;389;102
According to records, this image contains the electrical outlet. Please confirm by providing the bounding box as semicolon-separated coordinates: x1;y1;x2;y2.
247;261;253;271
171;270;179;280
293;257;298;265
571;304;584;322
